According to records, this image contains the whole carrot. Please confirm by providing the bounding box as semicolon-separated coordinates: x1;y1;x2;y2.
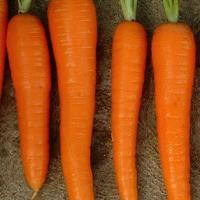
0;0;7;97
48;0;97;199
112;0;147;199
7;0;51;198
152;1;195;199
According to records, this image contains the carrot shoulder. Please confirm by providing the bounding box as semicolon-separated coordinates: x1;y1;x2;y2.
48;0;97;199
112;1;147;199
7;14;51;193
152;1;195;199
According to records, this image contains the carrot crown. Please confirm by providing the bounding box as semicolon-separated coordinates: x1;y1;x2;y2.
120;0;138;21
163;0;179;23
18;0;32;13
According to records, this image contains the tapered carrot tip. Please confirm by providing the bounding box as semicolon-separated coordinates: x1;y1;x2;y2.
31;191;38;200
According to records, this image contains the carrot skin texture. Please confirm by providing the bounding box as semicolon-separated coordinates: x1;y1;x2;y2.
152;23;195;200
0;0;7;97
48;0;97;199
112;22;147;200
7;14;51;192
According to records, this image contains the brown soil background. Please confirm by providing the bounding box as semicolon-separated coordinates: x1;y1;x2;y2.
0;0;200;199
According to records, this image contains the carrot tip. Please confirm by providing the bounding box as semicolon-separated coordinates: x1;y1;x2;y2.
31;191;38;200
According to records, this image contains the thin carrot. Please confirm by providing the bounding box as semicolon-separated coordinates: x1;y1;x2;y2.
112;0;147;199
48;0;97;199
152;1;195;199
6;0;51;196
0;0;7;97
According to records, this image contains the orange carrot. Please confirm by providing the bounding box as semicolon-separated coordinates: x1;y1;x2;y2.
0;0;7;97
48;0;97;199
152;1;195;199
112;1;147;199
6;0;51;197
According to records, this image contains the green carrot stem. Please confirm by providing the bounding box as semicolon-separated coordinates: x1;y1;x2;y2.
18;0;32;13
163;0;179;23
120;0;138;21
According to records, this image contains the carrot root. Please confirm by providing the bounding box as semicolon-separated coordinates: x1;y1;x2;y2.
7;14;51;192
48;0;97;199
152;23;195;200
112;21;147;199
31;191;38;200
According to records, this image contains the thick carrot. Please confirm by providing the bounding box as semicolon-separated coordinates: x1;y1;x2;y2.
48;0;97;199
112;0;147;199
152;1;195;199
0;0;7;97
6;0;51;197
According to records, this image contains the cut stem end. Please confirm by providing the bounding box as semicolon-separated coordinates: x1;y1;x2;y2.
163;0;179;23
120;0;138;21
18;0;32;14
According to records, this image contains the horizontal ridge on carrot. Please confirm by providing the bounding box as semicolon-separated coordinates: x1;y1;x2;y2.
112;0;147;199
7;0;51;198
152;0;195;199
48;0;97;199
0;0;7;97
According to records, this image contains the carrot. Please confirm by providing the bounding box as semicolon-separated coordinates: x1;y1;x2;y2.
6;0;51;198
0;0;7;97
48;0;97;199
112;0;147;199
152;1;195;199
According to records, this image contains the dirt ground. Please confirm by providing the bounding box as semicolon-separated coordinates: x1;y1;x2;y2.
0;0;200;199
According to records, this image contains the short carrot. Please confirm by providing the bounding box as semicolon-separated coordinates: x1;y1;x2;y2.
112;0;147;199
152;1;195;199
48;0;97;199
6;0;51;198
0;0;7;97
